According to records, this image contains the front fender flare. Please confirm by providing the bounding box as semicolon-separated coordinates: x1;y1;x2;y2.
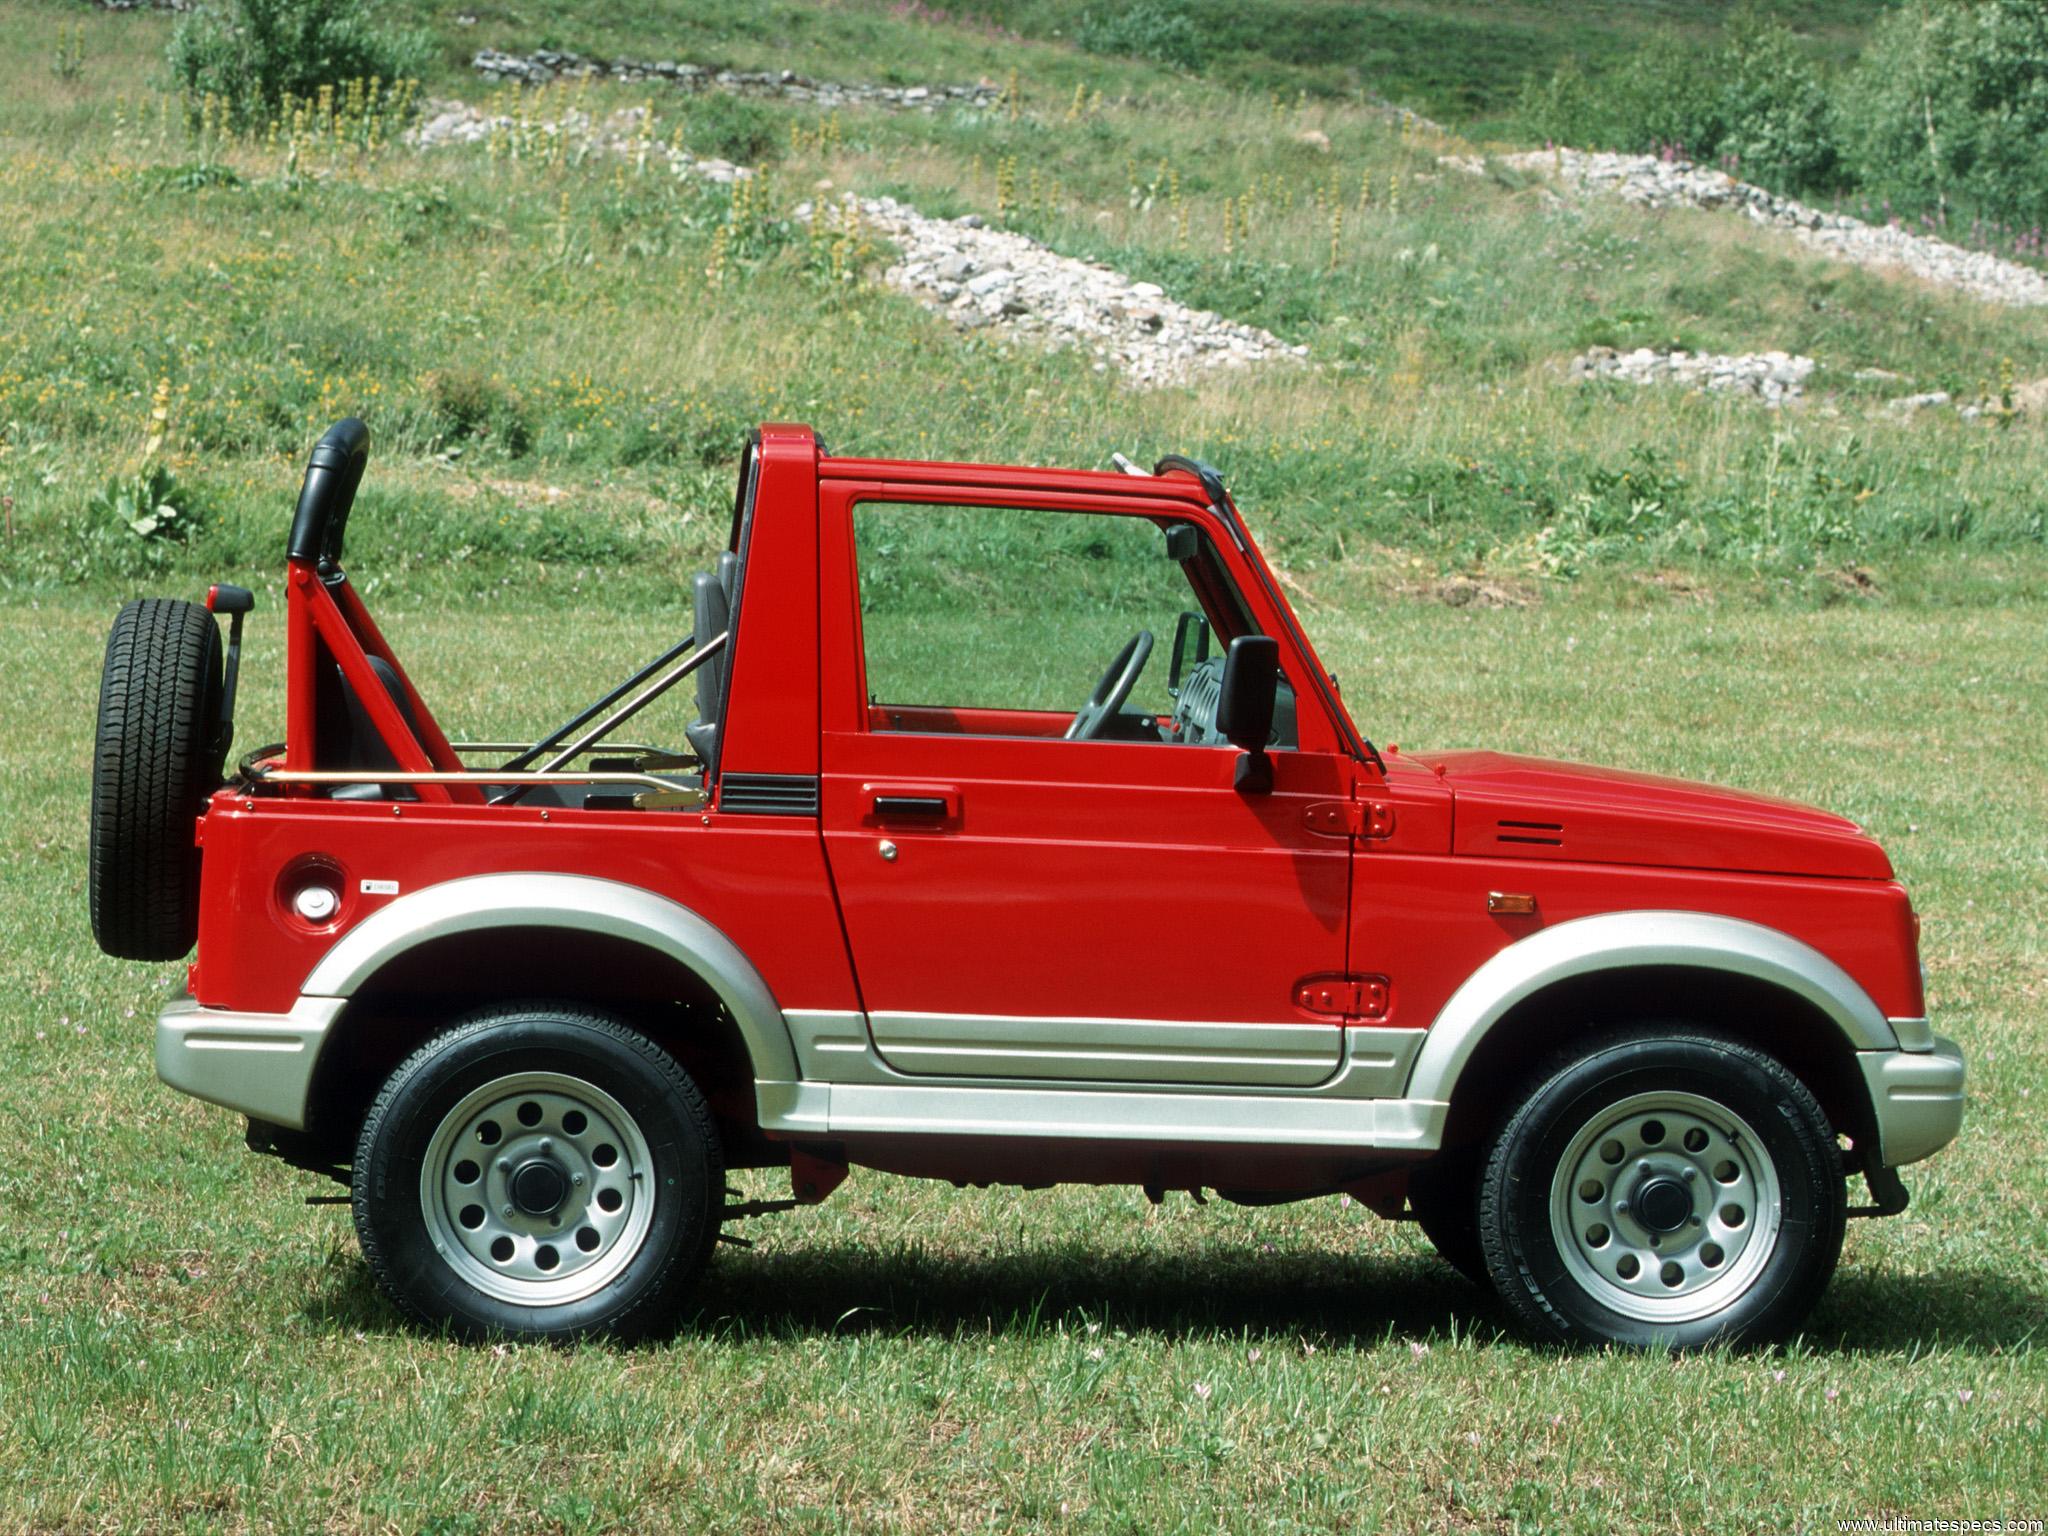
300;872;800;1083
1403;910;1900;1104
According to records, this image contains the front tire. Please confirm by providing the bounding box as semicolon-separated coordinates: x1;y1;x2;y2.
1478;1030;1845;1349
353;1004;723;1342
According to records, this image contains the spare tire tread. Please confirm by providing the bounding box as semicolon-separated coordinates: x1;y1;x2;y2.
90;598;222;961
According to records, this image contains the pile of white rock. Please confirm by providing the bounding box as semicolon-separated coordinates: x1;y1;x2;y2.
409;101;1302;387
1568;346;1815;405
1448;148;2048;309
470;49;1001;114
409;99;757;182
819;195;1308;389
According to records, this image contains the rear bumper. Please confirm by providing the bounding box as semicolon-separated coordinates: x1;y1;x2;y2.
1858;1034;1966;1169
155;990;344;1131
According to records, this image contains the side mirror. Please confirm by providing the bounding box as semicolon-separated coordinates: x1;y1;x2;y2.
1168;609;1210;692
1216;634;1279;793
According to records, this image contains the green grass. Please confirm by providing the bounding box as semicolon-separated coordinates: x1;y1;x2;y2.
3;583;2044;1532
5;2;2045;608
2;0;2046;1527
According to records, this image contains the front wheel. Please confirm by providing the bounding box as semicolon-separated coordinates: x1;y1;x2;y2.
1478;1031;1845;1349
353;1004;723;1341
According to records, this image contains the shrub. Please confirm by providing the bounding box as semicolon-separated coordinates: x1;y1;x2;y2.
676;93;780;166
1518;12;1840;193
425;368;530;456
167;0;430;126
1842;0;2048;229
1075;1;1203;73
1709;17;1841;189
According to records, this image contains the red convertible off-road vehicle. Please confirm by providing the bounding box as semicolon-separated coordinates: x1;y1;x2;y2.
89;420;1964;1348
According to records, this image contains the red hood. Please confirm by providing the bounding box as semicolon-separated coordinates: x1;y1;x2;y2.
1406;750;1892;880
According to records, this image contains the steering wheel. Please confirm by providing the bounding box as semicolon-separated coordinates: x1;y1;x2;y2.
1065;630;1154;741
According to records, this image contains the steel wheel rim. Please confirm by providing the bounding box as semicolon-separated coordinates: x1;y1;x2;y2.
1548;1089;1781;1325
419;1070;656;1306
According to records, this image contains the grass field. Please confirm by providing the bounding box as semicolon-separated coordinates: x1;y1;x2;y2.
4;584;2044;1532
2;0;2045;1528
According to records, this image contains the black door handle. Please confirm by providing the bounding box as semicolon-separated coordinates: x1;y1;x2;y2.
873;795;950;818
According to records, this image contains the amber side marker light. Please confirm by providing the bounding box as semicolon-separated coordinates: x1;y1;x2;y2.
1487;892;1538;916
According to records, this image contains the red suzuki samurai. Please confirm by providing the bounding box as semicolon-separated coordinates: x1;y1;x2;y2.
89;420;1964;1348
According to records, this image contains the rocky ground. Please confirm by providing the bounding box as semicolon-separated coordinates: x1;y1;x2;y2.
1569;346;1815;406
411;101;1300;387
1448;148;2048;309
812;195;1305;388
470;49;1002;114
410;99;758;182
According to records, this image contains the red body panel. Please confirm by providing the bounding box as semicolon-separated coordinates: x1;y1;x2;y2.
819;729;1353;1026
193;795;861;1018
1422;749;1893;880
718;425;822;779
190;423;1926;1115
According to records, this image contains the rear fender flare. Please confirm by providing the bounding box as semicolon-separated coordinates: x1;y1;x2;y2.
301;872;799;1082
1404;910;1900;1104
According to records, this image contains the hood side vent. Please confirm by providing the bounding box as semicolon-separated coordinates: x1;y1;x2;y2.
1496;817;1565;847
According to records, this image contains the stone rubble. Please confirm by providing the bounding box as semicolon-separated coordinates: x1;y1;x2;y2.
410;101;1302;386
1445;148;2048;309
1569;345;1815;406
471;49;1002;113
409;99;756;182
808;195;1308;388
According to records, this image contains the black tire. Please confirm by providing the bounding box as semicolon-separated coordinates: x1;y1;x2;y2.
1477;1030;1845;1350
1406;1148;1487;1286
353;1004;723;1342
89;598;225;961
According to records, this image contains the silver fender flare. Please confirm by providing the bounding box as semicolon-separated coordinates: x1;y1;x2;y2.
1403;910;1900;1104
300;872;800;1082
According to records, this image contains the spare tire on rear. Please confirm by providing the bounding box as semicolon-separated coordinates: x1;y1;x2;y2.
89;598;225;961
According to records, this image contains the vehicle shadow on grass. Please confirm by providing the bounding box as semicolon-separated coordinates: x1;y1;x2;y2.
299;1244;2048;1354
301;1243;1500;1346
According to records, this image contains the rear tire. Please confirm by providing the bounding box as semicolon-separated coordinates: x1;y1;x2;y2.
1478;1030;1845;1350
353;1004;723;1342
89;598;224;961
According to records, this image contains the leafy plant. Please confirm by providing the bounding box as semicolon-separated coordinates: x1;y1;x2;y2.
91;462;200;543
1842;0;2048;229
167;0;429;127
1518;13;1839;193
51;23;85;82
1076;1;1204;73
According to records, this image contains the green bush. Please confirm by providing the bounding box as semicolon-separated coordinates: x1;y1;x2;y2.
167;0;430;125
1842;0;2048;230
1518;13;1840;194
1075;1;1203;73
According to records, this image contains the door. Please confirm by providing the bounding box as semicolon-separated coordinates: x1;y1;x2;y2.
819;490;1356;1088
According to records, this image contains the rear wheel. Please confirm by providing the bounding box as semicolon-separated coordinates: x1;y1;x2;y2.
1478;1030;1845;1349
89;597;224;960
353;1004;723;1341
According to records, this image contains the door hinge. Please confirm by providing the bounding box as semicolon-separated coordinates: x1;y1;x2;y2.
1292;973;1391;1022
1303;799;1395;840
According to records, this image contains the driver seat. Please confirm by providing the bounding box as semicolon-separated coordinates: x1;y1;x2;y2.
684;557;734;771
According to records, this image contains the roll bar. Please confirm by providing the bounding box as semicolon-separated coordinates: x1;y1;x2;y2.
285;418;370;568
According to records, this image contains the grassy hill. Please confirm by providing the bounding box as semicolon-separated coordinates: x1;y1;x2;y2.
1;3;2045;1530
3;0;2044;609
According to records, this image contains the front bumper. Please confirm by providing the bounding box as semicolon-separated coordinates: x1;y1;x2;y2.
1858;1033;1966;1169
155;990;344;1131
